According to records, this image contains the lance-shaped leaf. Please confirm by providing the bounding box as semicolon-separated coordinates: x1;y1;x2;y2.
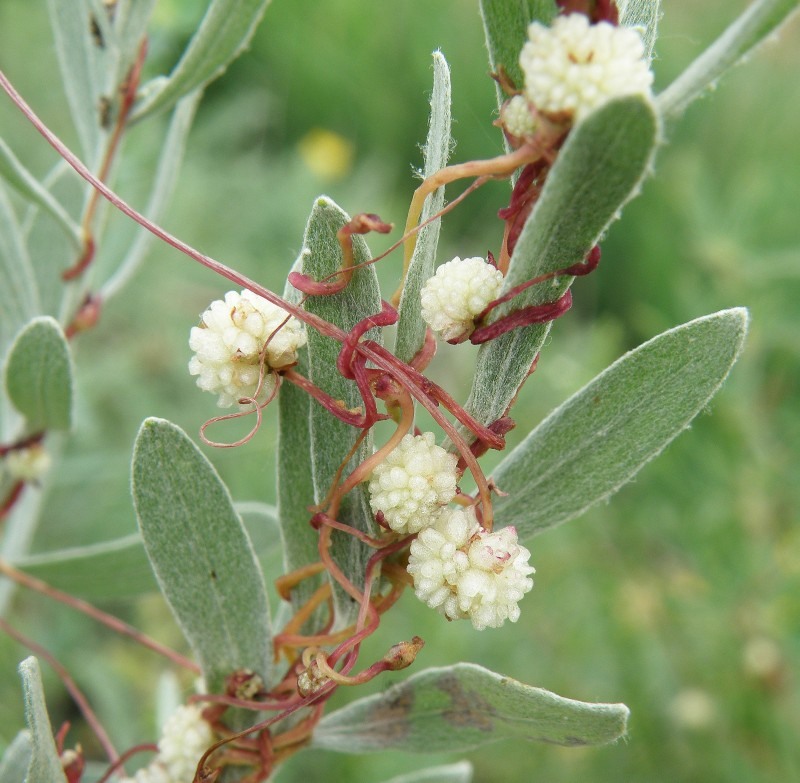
492;308;749;538
618;0;662;63
113;0;159;83
132;418;271;691
313;663;628;752
395;51;452;364
460;97;658;439
299;197;381;624
4;317;73;432
12;507;277;602
379;762;473;783
0;184;39;356
0;731;32;783
277;253;321;617
18;657;67;783
131;0;272;121
13;534;155;600
480;0;557;109
658;0;800;121
0;139;81;248
46;0;108;160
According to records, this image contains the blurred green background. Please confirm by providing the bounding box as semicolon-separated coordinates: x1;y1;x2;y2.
1;1;799;782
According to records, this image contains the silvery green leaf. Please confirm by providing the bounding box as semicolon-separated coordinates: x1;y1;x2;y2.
0;139;81;248
493;308;749;538
461;96;659;439
12;534;155;600
300;196;381;625
0;184;39;355
277;252;321;619
47;0;109;160
18;657;67;783
131;0;272;121
314;663;628;752
657;0;800;121
113;0;159;80
378;762;473;783
395;51;452;364
0;731;31;783
4;317;73;433
132;418;271;692
101;90;202;300
618;0;661;63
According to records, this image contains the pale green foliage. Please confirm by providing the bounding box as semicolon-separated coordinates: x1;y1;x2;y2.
132;418;272;692
458;96;658;441
4;317;73;433
0;731;32;783
313;663;629;751
0;0;795;780
493;308;749;538
395;52;452;364
17;657;67;783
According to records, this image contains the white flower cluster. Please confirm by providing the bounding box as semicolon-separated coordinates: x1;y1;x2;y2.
189;289;306;408
519;13;653;122
117;705;213;783
420;256;504;342
368;433;458;534
501;94;538;139
407;506;534;630
2;444;51;482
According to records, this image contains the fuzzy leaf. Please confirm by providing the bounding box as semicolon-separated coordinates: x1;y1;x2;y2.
13;508;278;602
46;0;108;159
460;96;658;439
0;731;31;783
618;0;661;63
493;308;749;538
132;418;271;691
479;0;557;106
395;52;452;364
0;139;81;248
131;0;272;121
314;663;629;752
657;0;800;121
113;0;159;81
299;197;381;624
18;657;67;783
13;534;155;600
277;253;321;616
378;762;473;783
4;316;73;432
0;184;39;355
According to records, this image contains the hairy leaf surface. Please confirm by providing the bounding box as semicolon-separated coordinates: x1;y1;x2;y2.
493;309;749;538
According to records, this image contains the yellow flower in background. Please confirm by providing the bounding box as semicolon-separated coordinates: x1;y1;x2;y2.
297;128;355;181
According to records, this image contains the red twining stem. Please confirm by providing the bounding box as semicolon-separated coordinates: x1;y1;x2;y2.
470;289;573;344
63;38;148;281
288;214;392;296
336;301;398;380
282;369;375;428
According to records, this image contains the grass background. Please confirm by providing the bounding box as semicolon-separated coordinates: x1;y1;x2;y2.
1;1;799;781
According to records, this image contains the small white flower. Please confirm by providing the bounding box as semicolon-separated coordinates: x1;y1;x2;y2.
117;705;213;783
407;507;535;630
188;289;306;408
501;94;538;139
368;432;458;534
3;444;51;482
420;257;504;342
520;13;653;122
